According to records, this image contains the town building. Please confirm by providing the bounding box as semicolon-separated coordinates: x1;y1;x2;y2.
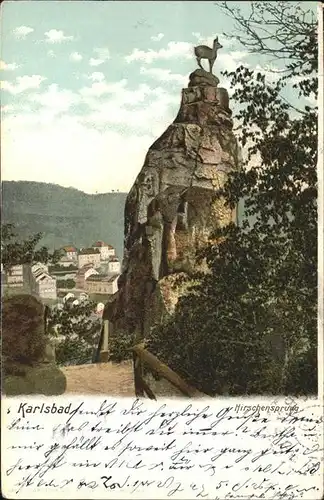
48;259;78;281
35;262;49;273
30;264;57;300
92;241;115;260
58;255;77;268
5;264;24;288
84;274;119;295
23;262;47;291
107;257;121;274
62;246;78;261
78;248;101;269
75;265;99;289
99;257;121;275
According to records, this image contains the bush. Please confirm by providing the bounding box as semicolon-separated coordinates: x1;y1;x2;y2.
2;294;46;376
47;299;101;366
109;332;137;362
285;346;317;395
66;279;76;289
54;338;96;366
56;279;76;289
147;291;316;396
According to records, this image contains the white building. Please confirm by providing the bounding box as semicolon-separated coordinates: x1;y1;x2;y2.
92;241;115;261
85;274;119;295
58;255;77;268
34;262;49;273
5;264;24;288
107;258;121;274
75;265;99;289
30;264;57;300
62;246;78;261
78;248;101;269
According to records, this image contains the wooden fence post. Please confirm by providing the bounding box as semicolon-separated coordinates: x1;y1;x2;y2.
99;320;109;362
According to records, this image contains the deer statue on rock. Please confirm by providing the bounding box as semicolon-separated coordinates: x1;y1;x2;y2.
194;36;223;73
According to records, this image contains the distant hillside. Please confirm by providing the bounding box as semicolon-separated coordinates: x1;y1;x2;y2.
2;181;253;262
2;181;127;259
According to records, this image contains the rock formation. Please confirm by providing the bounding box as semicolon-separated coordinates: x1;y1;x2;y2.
104;68;241;344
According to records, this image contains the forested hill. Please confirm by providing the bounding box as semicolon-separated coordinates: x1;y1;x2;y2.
2;181;251;260
2;181;127;259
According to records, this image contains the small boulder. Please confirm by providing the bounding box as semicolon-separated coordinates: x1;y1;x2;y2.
188;69;220;87
3;363;67;396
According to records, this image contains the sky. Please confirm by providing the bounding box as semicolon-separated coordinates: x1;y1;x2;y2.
1;1;318;194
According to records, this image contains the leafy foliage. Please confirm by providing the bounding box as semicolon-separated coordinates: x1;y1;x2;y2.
218;1;317;72
148;2;317;395
108;332;137;363
47;298;101;366
1;223;62;271
56;279;76;289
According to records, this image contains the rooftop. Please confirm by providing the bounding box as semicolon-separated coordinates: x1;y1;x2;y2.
59;255;73;262
86;274;119;283
79;248;100;255
35;272;55;282
81;263;96;270
77;267;98;277
31;264;55;281
32;265;47;275
109;257;119;262
62;246;77;252
92;241;114;249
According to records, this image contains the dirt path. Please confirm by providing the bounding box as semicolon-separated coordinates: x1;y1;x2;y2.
62;361;135;396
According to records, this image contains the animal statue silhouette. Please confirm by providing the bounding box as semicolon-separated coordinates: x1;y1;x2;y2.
194;36;223;73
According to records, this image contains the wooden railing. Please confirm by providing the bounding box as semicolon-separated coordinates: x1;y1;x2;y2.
94;322;210;399
132;343;209;399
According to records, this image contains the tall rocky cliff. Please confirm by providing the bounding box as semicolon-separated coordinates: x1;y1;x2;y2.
104;69;241;343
